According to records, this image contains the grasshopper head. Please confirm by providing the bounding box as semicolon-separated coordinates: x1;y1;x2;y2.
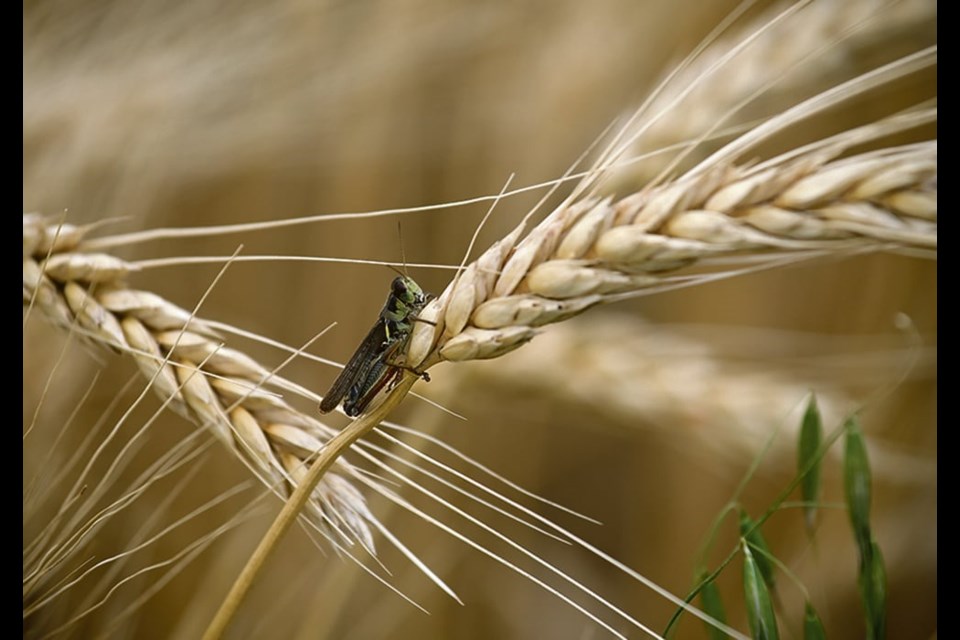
391;275;427;306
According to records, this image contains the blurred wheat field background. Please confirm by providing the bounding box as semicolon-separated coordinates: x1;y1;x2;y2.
23;0;936;638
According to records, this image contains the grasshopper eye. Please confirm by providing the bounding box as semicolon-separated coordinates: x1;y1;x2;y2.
391;276;408;296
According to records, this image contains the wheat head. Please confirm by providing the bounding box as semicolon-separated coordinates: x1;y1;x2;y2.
23;214;382;554
406;140;936;369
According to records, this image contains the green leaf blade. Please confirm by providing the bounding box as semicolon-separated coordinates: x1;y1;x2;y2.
696;568;728;640
742;544;779;640
803;601;826;640
843;416;873;556
858;538;887;640
739;511;776;591
797;394;823;531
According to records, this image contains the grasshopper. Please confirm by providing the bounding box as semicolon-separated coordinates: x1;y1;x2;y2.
319;275;432;417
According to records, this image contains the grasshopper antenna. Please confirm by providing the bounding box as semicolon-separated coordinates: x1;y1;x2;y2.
398;220;410;278
384;221;411;280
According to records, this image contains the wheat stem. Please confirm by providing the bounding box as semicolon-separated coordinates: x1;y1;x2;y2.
201;373;417;640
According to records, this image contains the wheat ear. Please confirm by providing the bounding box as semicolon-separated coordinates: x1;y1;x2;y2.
405;139;936;369
23;213;385;555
